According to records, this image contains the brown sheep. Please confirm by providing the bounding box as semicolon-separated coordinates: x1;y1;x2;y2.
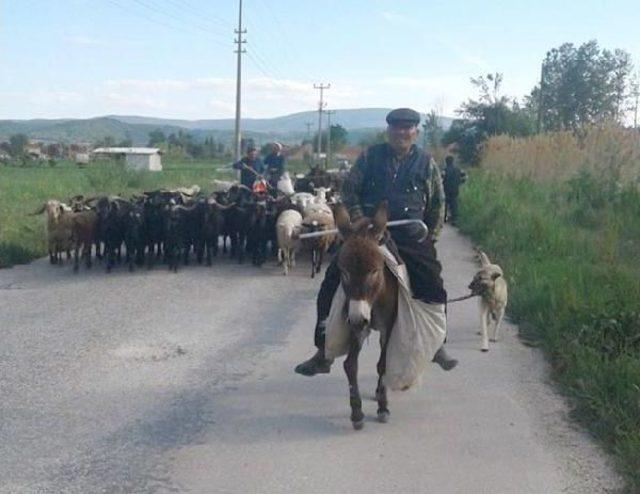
301;211;335;278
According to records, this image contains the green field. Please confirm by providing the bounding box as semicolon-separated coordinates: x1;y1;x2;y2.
0;157;315;268
0;158;233;267
458;169;640;492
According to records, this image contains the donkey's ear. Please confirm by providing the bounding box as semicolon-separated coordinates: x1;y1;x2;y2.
334;204;352;238
370;201;388;240
479;251;491;267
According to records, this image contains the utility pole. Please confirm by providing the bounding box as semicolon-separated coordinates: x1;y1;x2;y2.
305;121;313;140
325;110;335;168
313;83;330;164
233;0;246;167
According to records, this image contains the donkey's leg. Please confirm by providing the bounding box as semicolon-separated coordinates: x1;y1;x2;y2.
376;333;390;423
344;339;364;430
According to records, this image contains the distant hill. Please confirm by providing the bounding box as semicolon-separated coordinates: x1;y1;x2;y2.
110;108;453;133
0;109;453;145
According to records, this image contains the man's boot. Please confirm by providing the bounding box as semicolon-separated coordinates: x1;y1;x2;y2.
294;349;334;376
432;346;458;371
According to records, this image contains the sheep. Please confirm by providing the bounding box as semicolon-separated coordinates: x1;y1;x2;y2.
291;192;315;210
33;200;73;264
66;209;98;273
303;201;333;218
277;172;295;196
301;211;336;278
276;209;303;275
312;187;331;204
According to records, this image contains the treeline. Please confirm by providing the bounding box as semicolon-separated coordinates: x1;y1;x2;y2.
147;129;229;159
434;40;638;164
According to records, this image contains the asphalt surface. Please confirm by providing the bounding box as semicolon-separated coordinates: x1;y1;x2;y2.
0;226;621;493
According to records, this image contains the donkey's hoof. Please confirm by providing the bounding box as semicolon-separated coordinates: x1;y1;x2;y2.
377;411;390;423
490;338;498;342
352;420;364;430
481;348;489;352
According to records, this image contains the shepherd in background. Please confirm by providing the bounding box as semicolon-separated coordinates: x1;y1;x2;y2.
264;142;286;192
233;145;264;189
442;155;466;225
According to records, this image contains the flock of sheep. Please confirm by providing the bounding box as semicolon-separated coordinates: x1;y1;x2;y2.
34;174;340;277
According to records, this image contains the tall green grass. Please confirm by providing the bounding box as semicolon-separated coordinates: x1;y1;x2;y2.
0;159;230;267
459;170;640;492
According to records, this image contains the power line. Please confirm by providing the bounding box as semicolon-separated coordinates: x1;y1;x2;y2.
162;0;230;29
129;0;228;42
105;0;229;48
246;51;275;79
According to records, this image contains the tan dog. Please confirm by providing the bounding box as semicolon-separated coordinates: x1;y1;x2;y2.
469;252;508;352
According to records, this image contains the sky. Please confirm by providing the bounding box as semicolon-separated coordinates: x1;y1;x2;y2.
1;0;639;120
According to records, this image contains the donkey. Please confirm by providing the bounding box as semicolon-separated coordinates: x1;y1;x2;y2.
334;201;398;430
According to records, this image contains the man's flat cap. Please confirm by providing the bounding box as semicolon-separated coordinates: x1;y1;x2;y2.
386;108;421;125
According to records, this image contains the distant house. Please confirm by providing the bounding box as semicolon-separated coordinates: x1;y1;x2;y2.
91;147;162;171
75;153;90;166
26;144;44;160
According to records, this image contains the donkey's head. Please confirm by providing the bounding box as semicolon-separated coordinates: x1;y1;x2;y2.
335;201;388;328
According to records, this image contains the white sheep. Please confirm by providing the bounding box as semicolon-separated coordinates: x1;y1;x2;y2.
303;201;333;218
291;192;315;210
276;209;303;276
312;187;331;204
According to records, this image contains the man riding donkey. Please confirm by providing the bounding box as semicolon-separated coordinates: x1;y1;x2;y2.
295;108;458;376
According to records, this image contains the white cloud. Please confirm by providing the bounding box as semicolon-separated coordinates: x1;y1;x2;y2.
29;91;85;105
208;99;235;114
379;11;418;26
106;92;167;110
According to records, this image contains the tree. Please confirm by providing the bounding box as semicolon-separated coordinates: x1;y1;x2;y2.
628;72;639;129
95;135;116;147
443;73;534;164
9;134;28;157
148;129;166;146
358;130;387;147
312;124;349;153
45;143;63;158
422;110;444;151
528;40;633;131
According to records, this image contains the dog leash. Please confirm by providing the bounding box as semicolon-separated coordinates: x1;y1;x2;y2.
448;293;479;304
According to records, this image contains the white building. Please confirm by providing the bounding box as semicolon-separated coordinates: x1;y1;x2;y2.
92;147;162;171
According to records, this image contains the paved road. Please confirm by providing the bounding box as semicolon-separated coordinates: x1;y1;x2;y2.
0;226;621;493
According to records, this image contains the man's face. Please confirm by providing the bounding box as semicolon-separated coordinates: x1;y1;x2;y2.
248;149;258;160
387;122;418;154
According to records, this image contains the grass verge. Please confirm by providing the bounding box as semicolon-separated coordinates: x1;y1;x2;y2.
458;169;640;492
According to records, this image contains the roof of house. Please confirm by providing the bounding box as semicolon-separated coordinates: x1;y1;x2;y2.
92;147;161;155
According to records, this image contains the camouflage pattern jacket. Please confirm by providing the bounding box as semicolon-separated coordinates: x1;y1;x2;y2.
342;143;445;239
